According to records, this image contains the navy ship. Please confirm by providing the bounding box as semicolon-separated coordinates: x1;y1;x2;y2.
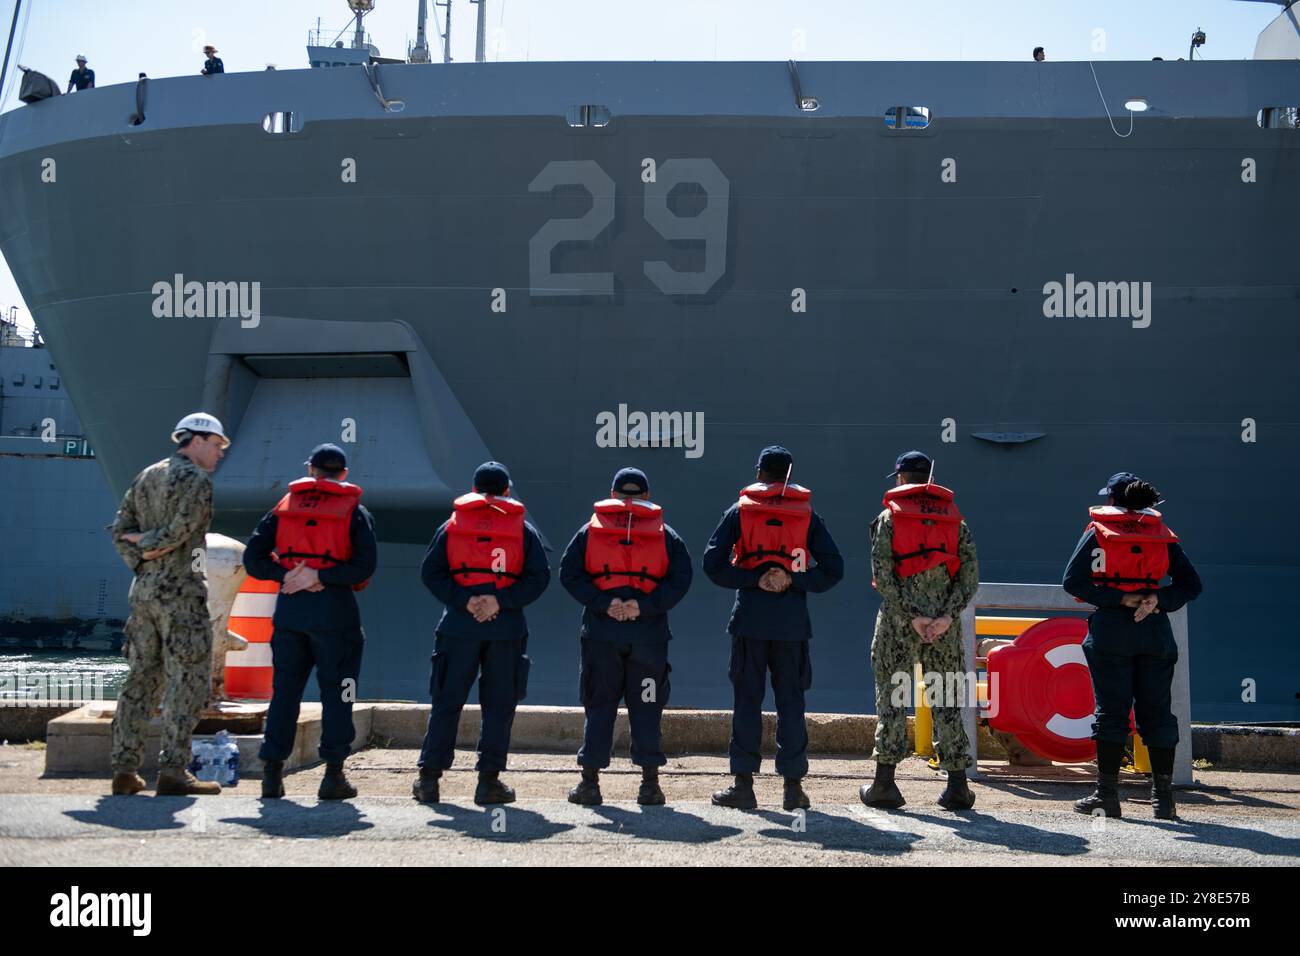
0;2;1296;722
0;316;129;652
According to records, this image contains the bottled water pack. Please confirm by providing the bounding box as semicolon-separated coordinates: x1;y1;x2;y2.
188;729;240;785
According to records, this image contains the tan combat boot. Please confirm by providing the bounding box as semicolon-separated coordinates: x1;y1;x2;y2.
111;771;147;795
156;767;221;796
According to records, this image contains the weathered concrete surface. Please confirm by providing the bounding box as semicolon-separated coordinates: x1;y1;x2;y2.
44;702;1015;775
1194;725;1300;772
0;705;73;743
369;704;904;754
42;703;374;777
3;746;1296;866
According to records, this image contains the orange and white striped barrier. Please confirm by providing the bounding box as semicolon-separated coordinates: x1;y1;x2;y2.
225;577;278;700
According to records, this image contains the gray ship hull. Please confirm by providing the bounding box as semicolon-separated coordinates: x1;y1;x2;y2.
1;60;1297;720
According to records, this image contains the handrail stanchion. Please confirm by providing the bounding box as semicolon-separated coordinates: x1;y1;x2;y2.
1168;607;1193;784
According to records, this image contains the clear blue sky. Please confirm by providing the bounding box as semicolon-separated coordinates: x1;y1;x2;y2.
0;0;1284;334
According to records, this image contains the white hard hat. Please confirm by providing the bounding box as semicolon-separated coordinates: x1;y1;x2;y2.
171;412;230;447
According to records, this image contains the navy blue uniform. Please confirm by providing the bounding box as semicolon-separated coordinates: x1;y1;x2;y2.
243;503;378;764
559;521;693;769
202;56;224;75
68;67;94;91
1062;530;1202;749
702;503;844;777
416;518;550;772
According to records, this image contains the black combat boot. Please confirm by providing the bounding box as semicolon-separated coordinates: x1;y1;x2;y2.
1146;746;1178;820
261;760;285;799
1073;774;1122;818
568;768;603;806
859;762;906;809
1075;739;1124;818
783;777;811;811
1151;775;1178;820
711;772;758;809
637;767;665;806
474;770;516;806
937;769;976;811
318;761;357;800
411;767;441;804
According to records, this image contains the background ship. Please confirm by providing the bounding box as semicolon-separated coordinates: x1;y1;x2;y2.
0;1;1297;722
0;315;129;652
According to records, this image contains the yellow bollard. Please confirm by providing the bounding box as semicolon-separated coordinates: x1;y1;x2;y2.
914;662;934;757
1131;732;1151;773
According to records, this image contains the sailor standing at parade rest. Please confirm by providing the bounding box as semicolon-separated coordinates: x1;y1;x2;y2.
559;467;693;807
1062;472;1202;820
702;446;844;811
412;461;551;806
860;450;979;812
242;443;378;801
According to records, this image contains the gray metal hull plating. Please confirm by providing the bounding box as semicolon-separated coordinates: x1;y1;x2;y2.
1;61;1297;720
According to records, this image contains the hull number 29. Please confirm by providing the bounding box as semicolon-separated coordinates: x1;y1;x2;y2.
528;159;730;297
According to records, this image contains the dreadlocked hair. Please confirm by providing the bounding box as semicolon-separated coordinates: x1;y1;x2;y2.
1119;480;1160;511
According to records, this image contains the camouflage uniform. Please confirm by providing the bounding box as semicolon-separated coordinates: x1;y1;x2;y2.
110;453;214;773
870;511;979;771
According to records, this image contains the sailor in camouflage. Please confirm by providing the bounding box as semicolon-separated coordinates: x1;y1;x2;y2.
108;413;229;797
862;451;979;811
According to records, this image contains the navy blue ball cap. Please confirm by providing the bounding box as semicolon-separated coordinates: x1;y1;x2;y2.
473;461;511;496
1098;471;1140;497
889;450;932;478
756;445;794;474
612;467;648;494
305;443;347;470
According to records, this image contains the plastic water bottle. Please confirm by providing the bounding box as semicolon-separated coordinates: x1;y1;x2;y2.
214;730;240;786
188;736;213;780
188;732;239;785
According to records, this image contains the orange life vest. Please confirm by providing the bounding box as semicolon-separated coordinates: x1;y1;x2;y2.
732;482;812;572
1086;506;1178;591
445;492;526;589
584;498;669;594
273;477;370;591
883;483;962;579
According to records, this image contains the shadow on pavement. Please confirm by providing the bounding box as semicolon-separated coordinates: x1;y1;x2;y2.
223;799;375;837
588;804;743;843
65;794;196;832
1136;817;1300;857
423;802;576;842
907;808;1090;856
752;808;923;856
